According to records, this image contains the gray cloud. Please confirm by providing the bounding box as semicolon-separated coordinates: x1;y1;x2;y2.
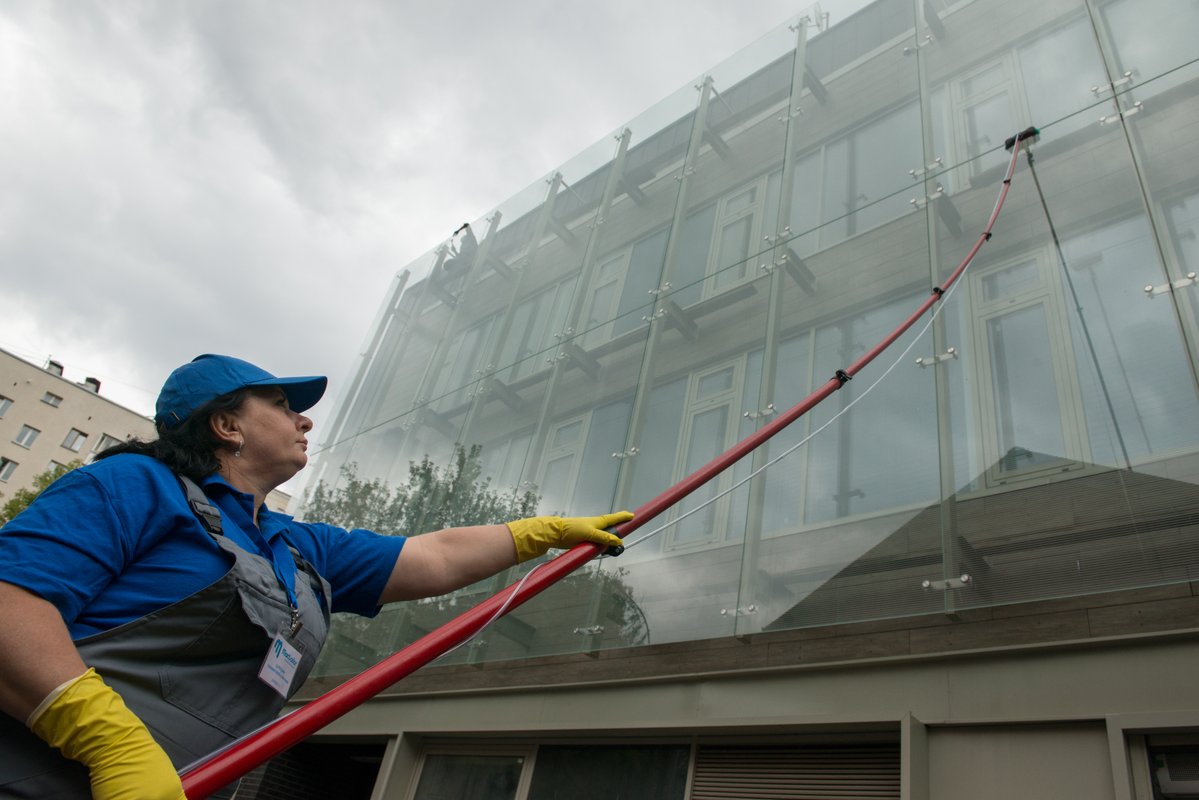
0;0;864;450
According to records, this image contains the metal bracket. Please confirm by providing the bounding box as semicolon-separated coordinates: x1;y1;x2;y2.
910;184;945;209
902;34;933;55
909;157;943;178
719;604;757;617
1145;272;1198;297
1091;71;1135;96
794;4;829;32
916;347;957;368
641;308;667;323
573;625;605;636
922;574;972;591
1099;101;1144;125
648;282;672;297
743;403;777;420
611;447;640;460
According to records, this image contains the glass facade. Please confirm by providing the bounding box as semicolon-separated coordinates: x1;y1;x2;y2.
304;0;1199;678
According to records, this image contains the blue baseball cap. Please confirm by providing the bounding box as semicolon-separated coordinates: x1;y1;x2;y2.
155;354;327;428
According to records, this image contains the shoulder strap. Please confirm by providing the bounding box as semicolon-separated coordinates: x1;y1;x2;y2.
177;475;223;535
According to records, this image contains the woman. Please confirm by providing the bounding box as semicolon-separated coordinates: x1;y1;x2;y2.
0;354;629;799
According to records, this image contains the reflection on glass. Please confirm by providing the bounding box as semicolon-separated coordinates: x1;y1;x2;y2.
805;296;938;524
1017;14;1103;139
963;92;1011;174
582;253;626;347
412;754;521;800
986;305;1069;473
527;745;689;800
673;405;729;547
1102;0;1199;99
1061;216;1199;464
981;259;1039;302
613;229;668;337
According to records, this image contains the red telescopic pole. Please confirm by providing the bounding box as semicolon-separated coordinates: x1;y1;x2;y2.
181;131;1033;798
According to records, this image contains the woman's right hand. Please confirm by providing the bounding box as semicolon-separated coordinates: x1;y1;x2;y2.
29;668;185;800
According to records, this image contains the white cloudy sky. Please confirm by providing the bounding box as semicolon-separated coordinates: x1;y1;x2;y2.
0;0;864;446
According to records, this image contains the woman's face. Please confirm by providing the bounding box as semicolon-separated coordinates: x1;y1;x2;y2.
228;387;313;485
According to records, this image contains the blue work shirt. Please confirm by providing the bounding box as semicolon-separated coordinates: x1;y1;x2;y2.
0;454;406;639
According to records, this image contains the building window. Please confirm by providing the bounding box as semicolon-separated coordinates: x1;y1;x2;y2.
0;458;17;482
41;392;63;407
62;428;88;453
580;251;630;348
784;101;924;254
410;744;691;800
0;396;11;418
496;276;578;383
536;416;590;515
412;751;526;800
707;172;780;297
13;425;40;449
94;433;123;453
430;315;498;412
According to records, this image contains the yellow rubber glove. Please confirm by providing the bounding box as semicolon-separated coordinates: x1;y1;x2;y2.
507;511;632;562
27;668;186;800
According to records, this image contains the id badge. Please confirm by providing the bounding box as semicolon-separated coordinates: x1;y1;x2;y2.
258;633;303;697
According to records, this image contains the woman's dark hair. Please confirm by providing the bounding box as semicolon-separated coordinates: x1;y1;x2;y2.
96;388;255;480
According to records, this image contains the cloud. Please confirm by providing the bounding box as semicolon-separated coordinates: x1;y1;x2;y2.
0;0;864;447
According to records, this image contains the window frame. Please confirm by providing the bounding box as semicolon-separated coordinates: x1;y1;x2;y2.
535;414;591;516
581;249;632;349
13;425;40;449
62;428;89;453
41;392;63;408
966;250;1091;487
664;357;747;551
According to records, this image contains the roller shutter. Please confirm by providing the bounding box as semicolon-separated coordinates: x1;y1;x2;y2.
689;743;900;799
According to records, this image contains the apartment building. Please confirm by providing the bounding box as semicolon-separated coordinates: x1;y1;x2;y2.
255;0;1199;797
0;349;156;500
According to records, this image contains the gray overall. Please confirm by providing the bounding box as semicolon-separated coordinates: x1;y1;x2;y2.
0;507;331;798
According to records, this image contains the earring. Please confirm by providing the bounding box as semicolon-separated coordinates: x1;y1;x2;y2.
234;437;243;458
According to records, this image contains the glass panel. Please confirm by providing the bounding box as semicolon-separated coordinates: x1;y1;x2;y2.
726;186;757;215
714;215;754;290
672;405;730;548
613;228;669;337
962;63;1005;96
670;204;718;308
550;419;583;450
1017;14;1106;140
852;102;923;233
696;366;735;399
539;454;578;515
805;295;939;524
582;254;625;347
527;745;689;800
305;0;1199;673
789;151;822;256
1061;216;1199;465
986;304;1070;473
821;138;851;246
760;333;813;535
963;92;1012;174
412;754;522;800
980;259;1039;302
1101;0;1199;100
